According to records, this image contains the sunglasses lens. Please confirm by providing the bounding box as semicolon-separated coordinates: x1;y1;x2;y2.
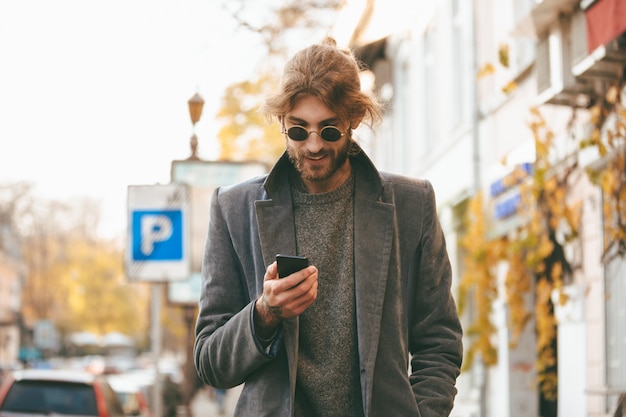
287;126;308;141
320;127;342;142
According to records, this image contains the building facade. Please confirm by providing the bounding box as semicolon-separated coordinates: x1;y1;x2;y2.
346;0;626;416
0;229;23;372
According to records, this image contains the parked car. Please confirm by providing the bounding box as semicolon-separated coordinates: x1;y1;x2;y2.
107;375;151;417
0;368;124;417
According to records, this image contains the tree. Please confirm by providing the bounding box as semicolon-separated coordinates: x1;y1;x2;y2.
0;182;35;265
215;75;285;164
1;183;150;350
582;83;626;261
60;237;149;339
224;0;345;56
214;0;346;161
459;67;626;407
459;108;581;405
457;192;503;369
509;108;581;405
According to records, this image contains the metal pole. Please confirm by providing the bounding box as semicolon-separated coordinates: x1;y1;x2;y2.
470;2;486;416
181;306;197;417
151;283;163;417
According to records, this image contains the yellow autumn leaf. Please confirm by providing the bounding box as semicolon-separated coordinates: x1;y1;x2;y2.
553;187;566;205
501;80;517;94
477;62;496;79
607;130;615;148
529;106;541;117
498;43;510;67
601;171;616;193
544;177;557;192
550;262;563;282
590;105;603;123
535;136;549;157
563;201;582;229
606;85;619;104
539;237;554;258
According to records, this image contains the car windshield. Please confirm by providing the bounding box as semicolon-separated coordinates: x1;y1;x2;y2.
1;380;99;416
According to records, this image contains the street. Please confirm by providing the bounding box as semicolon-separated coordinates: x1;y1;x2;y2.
190;384;242;417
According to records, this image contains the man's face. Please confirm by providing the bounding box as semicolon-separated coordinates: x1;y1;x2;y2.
284;95;351;194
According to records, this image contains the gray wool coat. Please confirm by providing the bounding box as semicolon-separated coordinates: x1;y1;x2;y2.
194;150;463;417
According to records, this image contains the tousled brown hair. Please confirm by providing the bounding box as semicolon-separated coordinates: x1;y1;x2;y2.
260;37;382;129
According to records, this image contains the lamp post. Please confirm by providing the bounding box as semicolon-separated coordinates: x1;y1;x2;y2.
176;92;205;417
187;93;204;161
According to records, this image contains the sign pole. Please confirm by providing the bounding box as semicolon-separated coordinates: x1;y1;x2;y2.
127;183;191;417
151;282;163;417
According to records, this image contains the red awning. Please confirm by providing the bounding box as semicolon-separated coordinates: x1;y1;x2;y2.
585;0;626;52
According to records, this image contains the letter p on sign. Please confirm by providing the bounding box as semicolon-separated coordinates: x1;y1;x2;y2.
132;210;183;261
141;214;173;255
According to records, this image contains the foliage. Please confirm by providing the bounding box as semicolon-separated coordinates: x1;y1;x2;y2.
498;43;510;68
59;238;148;338
0;184;151;348
215;74;285;164
214;0;345;162
477;42;517;95
459;77;626;401
458;108;582;401
457;192;504;370
515;108;580;400
463;46;626;407
19;204;151;342
581;82;626;261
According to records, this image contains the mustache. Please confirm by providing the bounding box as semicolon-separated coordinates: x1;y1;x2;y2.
302;151;328;158
292;148;329;159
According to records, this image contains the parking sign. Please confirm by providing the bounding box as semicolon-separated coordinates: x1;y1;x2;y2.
126;184;190;282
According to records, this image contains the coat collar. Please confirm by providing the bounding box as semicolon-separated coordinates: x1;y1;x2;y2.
263;145;385;201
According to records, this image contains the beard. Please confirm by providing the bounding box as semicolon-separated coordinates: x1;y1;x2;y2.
286;139;350;184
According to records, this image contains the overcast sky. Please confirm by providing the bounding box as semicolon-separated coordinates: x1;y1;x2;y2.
0;0;277;239
0;0;378;242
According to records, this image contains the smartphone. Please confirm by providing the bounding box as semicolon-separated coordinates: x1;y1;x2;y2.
276;254;309;278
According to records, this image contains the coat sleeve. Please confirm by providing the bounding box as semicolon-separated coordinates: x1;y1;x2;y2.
193;187;278;388
408;181;463;417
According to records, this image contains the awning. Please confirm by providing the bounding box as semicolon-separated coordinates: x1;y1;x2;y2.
586;0;626;52
354;37;387;70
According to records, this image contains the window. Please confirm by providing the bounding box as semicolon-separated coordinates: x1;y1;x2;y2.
2;381;98;415
423;24;438;152
450;0;465;128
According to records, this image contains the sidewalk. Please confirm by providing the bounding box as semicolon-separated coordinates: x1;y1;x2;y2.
190;385;242;417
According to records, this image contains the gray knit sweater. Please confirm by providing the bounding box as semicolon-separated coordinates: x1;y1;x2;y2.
291;174;364;417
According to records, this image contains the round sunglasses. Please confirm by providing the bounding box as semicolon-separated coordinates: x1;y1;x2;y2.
284;125;345;142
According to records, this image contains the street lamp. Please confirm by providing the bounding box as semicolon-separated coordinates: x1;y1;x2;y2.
187;93;204;160
177;92;205;415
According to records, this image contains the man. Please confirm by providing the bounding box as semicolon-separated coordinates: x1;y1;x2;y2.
194;37;463;417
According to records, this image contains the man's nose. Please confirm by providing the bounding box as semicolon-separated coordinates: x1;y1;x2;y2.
306;131;324;153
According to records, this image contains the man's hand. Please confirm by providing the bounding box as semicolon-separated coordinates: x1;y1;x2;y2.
253;261;318;337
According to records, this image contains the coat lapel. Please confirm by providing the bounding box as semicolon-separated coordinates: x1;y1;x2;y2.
255;157;300;399
353;160;394;413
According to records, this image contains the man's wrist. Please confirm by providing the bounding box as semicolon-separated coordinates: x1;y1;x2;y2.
254;297;280;339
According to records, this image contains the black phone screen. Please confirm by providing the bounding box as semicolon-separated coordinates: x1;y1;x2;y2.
276;254;309;278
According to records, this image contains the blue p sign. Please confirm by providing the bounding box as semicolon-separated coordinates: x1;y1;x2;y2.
132;210;183;261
